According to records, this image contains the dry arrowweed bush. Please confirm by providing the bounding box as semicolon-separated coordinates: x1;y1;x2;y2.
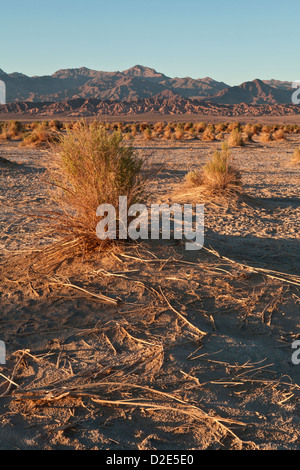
272;129;286;141
20;122;60;148
228;129;245;147
0;120;25;140
259;131;273;143
195;122;206;133
201;124;215;141
143;127;153;140
227;121;241;133
43;124;146;258
163;126;173;140
215;123;227;133
185;169;203;187
202;142;242;195
174;126;184;140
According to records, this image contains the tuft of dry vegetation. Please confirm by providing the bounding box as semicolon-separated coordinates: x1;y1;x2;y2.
259;131;273;143
20;122;60;148
272;129;286;141
185;169;203;187
202;142;242;195
201;124;215;142
228;129;244;147
40;123;147;262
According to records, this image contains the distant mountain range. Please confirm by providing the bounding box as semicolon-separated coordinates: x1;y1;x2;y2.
0;65;294;105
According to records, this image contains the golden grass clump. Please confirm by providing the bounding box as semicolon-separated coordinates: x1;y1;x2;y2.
185;170;203;187
272;129;286;141
228;129;245;147
45;124;145;255
20;122;60;148
250;124;261;135
202;142;242;195
201;124;215;141
259;131;273;143
163;127;173;140
227;122;241;133
174;127;184;140
143;127;153;140
195;122;206;133
0;121;24;140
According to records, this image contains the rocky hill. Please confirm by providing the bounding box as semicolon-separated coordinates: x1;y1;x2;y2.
1;95;299;118
208;79;293;105
0;65;229;103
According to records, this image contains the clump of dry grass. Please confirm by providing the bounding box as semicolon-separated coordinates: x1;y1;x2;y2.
201;125;215;141
0;121;25;140
195;122;206;133
202;143;242;195
259;131;273;143
185;169;203;187
228;129;244;147
227;122;241;133
20;122;60;148
163;127;173;140
291;147;300;164
143;127;153;141
272;129;286;141
174;125;184;140
42;124;146;259
215;123;227;134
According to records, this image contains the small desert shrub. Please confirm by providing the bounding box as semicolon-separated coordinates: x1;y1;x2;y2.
291;147;300;164
186;127;197;139
143;127;153;140
273;129;286;141
0;124;11;141
185;170;203;187
259;131;273;143
201;125;215;141
20;122;59;148
184;122;193;132
174;128;184;140
215;123;227;133
195;122;206;133
242;124;254;141
228;129;244;147
140;122;150;132
0;121;24;140
154;122;165;133
283;125;293;134
8;120;24;137
251;124;261;135
202;143;242;195
46;125;145;252
227;121;241;132
130;123;138;137
163;128;173;140
49;120;63;131
261;125;272;133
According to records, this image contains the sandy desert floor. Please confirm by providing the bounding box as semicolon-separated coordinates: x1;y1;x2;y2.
0;133;299;450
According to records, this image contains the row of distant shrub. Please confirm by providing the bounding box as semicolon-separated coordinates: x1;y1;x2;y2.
0;120;300;162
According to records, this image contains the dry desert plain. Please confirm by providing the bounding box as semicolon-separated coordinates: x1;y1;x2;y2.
0;122;299;450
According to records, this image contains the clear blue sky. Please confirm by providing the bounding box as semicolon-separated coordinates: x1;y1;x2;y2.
1;0;299;85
